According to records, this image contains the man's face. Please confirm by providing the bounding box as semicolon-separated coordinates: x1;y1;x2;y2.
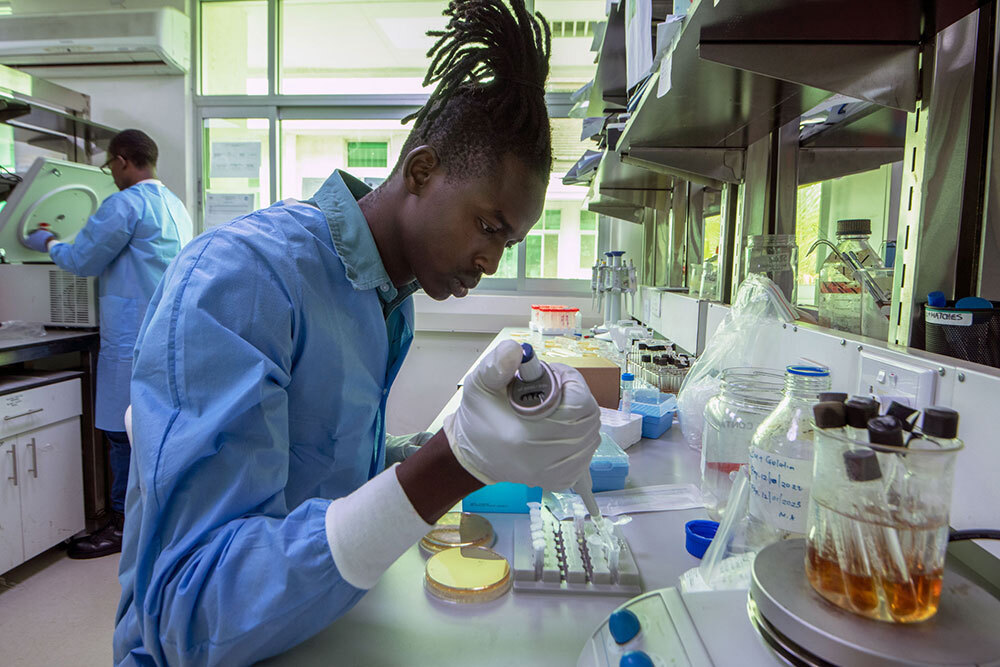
400;153;547;300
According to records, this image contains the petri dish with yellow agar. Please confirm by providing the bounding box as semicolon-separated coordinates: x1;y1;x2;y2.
419;512;495;555
425;546;512;603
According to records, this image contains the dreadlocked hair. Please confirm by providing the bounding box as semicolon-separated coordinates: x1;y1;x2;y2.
394;0;552;181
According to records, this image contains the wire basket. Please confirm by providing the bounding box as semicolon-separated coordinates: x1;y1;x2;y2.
924;301;1000;368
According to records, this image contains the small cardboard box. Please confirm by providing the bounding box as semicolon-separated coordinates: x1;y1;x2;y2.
540;354;620;409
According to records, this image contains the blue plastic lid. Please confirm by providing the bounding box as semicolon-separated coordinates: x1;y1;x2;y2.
927;291;947;308
685;519;719;559
520;342;534;363
955;296;993;310
786;365;829;377
608;609;641;645
609;250;626;256
621;372;635;382
619;650;654;667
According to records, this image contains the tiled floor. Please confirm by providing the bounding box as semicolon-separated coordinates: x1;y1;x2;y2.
0;547;120;666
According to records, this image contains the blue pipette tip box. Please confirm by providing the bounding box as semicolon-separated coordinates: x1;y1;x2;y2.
462;482;542;513
685;520;719;559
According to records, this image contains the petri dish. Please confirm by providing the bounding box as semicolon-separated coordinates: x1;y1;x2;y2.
419;512;495;555
425;546;512;603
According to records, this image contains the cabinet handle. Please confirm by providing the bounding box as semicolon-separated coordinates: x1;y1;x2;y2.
26;438;37;478
3;407;43;422
6;444;16;486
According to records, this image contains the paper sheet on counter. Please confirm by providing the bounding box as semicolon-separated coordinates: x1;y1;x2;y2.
549;483;703;519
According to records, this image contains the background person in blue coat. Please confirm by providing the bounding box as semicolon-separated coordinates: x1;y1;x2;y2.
22;129;193;559
114;2;601;665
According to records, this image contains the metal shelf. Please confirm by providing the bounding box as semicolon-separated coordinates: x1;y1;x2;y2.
615;0;984;184
588;1;627;114
592;149;673;212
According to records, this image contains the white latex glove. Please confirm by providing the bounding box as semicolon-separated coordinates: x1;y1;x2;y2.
384;431;435;466
443;339;602;490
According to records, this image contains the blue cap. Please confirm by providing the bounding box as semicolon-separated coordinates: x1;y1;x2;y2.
685;519;719;559
610;250;626;257
787;365;829;377
619;650;654;667
927;291;947;308
955;296;993;310
608;608;641;644
621;372;634;382
520;342;534;364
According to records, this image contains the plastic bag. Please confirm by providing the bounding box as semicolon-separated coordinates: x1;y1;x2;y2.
0;321;46;340
676;274;796;449
680;466;755;592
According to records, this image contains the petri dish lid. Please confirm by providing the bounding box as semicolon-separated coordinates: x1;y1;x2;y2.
419;512;495;555
425;546;511;603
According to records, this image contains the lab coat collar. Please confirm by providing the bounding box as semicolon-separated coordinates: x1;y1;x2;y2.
134;178;163;187
307;170;418;307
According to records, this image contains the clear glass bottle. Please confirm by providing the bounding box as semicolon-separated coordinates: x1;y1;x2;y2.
746;365;831;548
700;253;719;301
818;219;884;334
701;368;784;520
744;234;799;303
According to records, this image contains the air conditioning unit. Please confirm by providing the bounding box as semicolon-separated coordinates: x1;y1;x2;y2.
0;8;190;77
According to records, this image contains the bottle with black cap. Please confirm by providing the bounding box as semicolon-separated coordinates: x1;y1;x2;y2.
921;406;960;447
886;401;919;431
818;218;884;334
867;415;905;448
844;396;880;440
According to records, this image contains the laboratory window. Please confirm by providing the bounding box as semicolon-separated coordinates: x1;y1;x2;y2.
202;118;271;229
278;119;412;200
199;1;268;95
271;0;602;94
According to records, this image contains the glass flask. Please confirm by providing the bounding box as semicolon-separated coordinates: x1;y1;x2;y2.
806;418;962;623
818;219;884;334
744;234;799;303
746;365;831;547
701;368;784;520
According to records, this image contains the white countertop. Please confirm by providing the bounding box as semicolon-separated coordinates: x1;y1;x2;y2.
262;330;723;667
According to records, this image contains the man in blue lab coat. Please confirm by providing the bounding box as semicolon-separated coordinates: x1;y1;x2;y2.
113;1;602;664
23;129;192;559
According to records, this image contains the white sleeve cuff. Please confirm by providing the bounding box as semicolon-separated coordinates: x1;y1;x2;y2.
324;463;434;590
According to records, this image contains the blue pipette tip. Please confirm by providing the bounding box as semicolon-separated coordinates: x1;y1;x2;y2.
520;342;534;364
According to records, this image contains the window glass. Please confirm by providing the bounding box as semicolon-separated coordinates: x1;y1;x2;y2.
525;117;595;280
346;142;389;169
536;0;606;92
278;119;413;200
280;0;446;95
795;182;822;307
201;1;268;95
202;118;271;229
279;0;601;95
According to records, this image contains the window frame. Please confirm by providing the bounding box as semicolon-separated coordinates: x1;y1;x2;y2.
194;0;594;295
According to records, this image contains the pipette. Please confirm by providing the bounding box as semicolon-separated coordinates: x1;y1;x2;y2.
508;343;611;541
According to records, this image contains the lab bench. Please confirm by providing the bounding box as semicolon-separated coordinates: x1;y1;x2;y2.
264;330;776;666
0;329;104;527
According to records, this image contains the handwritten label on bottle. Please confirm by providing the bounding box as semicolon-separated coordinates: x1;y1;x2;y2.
748;447;811;533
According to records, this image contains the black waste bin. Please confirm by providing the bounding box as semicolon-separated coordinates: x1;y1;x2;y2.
924;301;1000;368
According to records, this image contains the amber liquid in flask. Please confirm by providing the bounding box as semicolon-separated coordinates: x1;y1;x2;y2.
805;499;948;623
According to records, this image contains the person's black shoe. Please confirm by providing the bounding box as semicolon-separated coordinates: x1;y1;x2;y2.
67;512;124;560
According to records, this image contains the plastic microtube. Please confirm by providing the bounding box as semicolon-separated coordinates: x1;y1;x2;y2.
573;505;586;533
587;534;606;563
527;502;542;513
533;537;546;579
608;541;621;582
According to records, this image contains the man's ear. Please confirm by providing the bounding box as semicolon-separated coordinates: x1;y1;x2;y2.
401;145;441;195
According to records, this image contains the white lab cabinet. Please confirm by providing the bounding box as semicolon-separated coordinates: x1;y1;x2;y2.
0;376;85;574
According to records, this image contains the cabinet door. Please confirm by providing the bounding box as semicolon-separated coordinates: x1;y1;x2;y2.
0;437;23;573
18;419;84;561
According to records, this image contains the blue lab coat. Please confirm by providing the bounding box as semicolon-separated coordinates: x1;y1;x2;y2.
50;180;192;432
114;171;416;666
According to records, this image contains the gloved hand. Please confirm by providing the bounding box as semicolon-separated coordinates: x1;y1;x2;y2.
385;430;435;466
443;339;601;490
22;229;55;253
